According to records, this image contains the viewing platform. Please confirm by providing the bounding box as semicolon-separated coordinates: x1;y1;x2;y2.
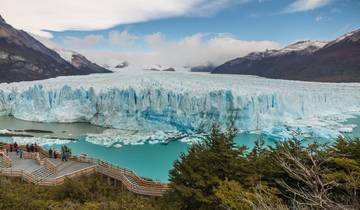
0;144;169;196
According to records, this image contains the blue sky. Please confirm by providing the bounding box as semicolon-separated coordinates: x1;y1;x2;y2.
50;0;360;47
2;0;360;67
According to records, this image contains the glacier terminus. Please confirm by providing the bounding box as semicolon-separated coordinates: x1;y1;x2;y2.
0;70;359;146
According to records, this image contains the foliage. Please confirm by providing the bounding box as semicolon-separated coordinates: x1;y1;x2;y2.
214;179;286;210
165;125;360;210
165;125;248;209
0;174;158;210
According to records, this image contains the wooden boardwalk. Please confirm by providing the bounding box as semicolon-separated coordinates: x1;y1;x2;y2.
0;144;170;196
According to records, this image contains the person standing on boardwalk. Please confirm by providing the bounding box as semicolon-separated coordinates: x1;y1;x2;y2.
14;142;18;152
34;143;38;152
30;144;34;152
26;144;30;152
49;148;53;158
19;149;23;159
65;145;71;160
61;145;66;161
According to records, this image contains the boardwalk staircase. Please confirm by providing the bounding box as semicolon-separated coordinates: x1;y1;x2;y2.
31;166;55;183
0;144;170;196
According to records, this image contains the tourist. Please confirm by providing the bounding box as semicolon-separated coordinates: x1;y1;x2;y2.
19;149;23;159
30;144;34;152
14;142;18;151
53;150;57;159
65;145;71;160
49;148;53;158
34;143;38;152
9;144;13;152
61;145;66;161
26;144;30;152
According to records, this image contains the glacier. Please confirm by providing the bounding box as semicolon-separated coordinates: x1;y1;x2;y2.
0;70;360;145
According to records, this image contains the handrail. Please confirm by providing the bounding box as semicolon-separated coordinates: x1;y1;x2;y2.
77;156;165;185
0;150;12;167
75;156;169;196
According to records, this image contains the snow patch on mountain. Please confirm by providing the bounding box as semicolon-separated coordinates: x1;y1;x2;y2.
53;48;79;63
275;40;328;55
231;40;328;64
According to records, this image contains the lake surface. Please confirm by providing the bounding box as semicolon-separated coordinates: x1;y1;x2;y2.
0;116;105;139
0;115;359;182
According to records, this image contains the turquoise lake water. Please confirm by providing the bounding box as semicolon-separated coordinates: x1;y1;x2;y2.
1;115;359;182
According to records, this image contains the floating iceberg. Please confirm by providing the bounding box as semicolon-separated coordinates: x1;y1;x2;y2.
2;137;71;146
0;70;359;145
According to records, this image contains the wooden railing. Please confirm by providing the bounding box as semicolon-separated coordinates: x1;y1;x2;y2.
0;150;12;167
76;156;170;196
39;166;97;186
0;168;38;183
0;166;96;186
0;145;49;158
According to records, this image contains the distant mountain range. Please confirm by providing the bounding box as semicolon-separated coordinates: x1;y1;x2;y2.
0;15;111;83
190;64;216;72
213;29;360;82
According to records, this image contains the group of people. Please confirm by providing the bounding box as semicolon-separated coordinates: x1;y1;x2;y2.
8;142;38;159
7;142;72;161
25;143;39;153
48;145;71;161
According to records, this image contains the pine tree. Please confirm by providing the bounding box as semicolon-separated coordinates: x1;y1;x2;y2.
165;125;247;209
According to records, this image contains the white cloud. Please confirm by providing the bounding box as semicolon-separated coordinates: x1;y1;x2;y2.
315;15;331;22
284;0;331;13
330;8;341;13
70;33;281;68
187;0;250;17
0;0;247;37
109;31;138;46
315;16;323;22
63;35;104;48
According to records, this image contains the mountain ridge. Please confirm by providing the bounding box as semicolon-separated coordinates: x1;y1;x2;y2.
212;29;360;82
0;15;111;83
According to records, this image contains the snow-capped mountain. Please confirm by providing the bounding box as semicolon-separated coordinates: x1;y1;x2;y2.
213;30;360;82
144;64;175;72
0;15;111;83
277;40;328;54
325;29;360;48
53;48;112;74
233;40;327;62
190;63;216;72
115;61;129;69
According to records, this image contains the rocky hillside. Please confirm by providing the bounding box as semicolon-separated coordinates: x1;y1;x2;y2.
0;15;111;83
213;30;360;82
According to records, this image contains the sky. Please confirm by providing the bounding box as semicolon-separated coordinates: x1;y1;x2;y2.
1;0;360;68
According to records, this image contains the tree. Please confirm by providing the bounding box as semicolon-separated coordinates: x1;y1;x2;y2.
215;179;287;210
165;125;247;209
273;140;360;210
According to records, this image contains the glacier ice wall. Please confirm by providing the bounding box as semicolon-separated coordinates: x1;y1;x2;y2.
0;72;359;138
